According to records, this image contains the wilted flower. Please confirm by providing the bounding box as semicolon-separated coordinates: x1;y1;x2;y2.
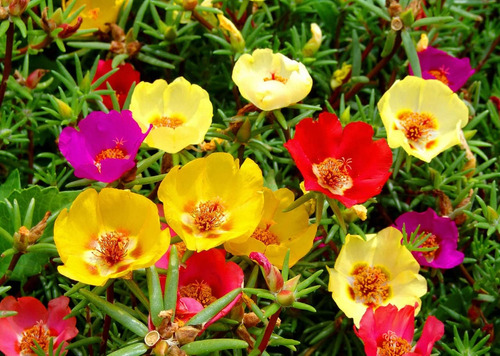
232;48;313;111
284;112;392;208
92;59;140;109
58;110;148;183
330;62;352;90
378;75;469;162
355;304;444;356
395;208;464;269
217;14;245;52
224;187;317;269
63;0;128;31
54;188;170;286
410;45;475;92
327;227;427;327
0;296;78;356
302;23;322;57
158;152;264;251
130;77;213;153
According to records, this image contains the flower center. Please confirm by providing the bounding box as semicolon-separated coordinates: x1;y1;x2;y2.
94;142;128;173
428;67;450;86
151;114;184;129
264;73;288;84
191;200;226;232
350;264;390;307
19;322;50;354
87;8;100;20
419;232;439;261
251;227;280;246
377;330;412;356
396;110;437;143
312;157;353;196
179;280;217;307
94;231;129;266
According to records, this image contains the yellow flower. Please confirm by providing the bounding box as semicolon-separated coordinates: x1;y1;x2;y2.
217;14;245;52
224;188;317;269
158;152;264;252
130;77;213;153
377;76;468;162
232;48;313;111
327;227;427;327
302;23;322;57
54;188;170;286
330;62;352;90
63;0;127;31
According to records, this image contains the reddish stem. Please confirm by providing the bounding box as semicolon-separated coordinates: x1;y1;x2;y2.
258;307;282;354
100;281;115;355
0;22;14;108
0;252;22;286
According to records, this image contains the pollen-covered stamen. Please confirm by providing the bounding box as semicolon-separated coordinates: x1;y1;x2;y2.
396;110;438;142
94;142;128;173
350;265;390;307
419;232;440;261
377;330;412;356
264;72;288;84
88;8;100;20
251;226;280;246
94;231;129;266
179;280;217;307
151;115;184;129
312;157;353;195
191;200;226;232
428;67;450;86
20;321;50;354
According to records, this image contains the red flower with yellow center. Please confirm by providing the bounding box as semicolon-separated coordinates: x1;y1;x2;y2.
284;112;392;208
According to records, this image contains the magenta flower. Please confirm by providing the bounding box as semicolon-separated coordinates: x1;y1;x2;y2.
395;208;464;269
0;296;78;356
59;110;149;183
410;46;475;92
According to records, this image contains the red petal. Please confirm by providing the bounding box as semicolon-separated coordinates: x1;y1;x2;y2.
414;316;444;356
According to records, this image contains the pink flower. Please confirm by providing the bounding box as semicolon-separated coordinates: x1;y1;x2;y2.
355;304;444;356
59;110;149;183
93;59;140;109
0;296;78;356
410;46;475;92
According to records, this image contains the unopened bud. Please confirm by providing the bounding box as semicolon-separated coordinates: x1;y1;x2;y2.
0;7;9;20
236;118;252;143
183;0;197;11
302;23;322;57
58;17;82;39
26;69;49;89
387;0;402;17
249;252;284;293
152;340;169;356
13;211;51;252
8;0;29;16
276;274;300;307
217;14;245;52
416;33;428;52
54;98;73;120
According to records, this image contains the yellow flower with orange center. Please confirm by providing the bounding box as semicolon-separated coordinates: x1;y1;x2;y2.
130;77;213;154
224;188;318;269
232;48;313;111
158;152;264;252
377;76;468;162
54;188;170;286
63;0;128;31
327;227;427;327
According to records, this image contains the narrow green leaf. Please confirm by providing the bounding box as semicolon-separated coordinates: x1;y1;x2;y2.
411;16;454;28
107;343;149;356
401;29;421;77
186;288;242;326
181;339;248;355
124;279;150;309
354;0;390;21
147;266;164;327
163;245;179;317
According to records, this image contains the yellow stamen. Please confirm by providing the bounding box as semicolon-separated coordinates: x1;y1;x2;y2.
87;8;100;20
251;227;280;246
94;231;129;266
378;330;412;356
396;110;438;143
20;322;50;354
179;280;217;307
94;143;127;173
350;264;390;307
191;200;226;232
312;157;353;195
419;233;439;261
428;68;450;86
264;73;288;84
151;115;184;129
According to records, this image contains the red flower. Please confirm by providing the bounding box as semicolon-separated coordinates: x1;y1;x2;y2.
284;112;392;208
355;304;444;356
0;296;78;356
93;59;140;109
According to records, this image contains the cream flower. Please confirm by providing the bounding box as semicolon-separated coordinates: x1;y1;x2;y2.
377;76;468;162
130;77;213;153
232;48;313;111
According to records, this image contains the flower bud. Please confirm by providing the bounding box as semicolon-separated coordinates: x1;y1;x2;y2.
276;274;300;307
176;325;201;345
302;23;322;57
249;252;284;293
13;212;51;253
152;340;170;356
8;0;29;16
217;14;245;52
0;7;9;20
26;69;49;89
58;17;83;39
416;33;428;52
183;0;197;11
54;98;73;120
236;117;252;143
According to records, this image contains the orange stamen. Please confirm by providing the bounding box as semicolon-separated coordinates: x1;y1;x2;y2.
312;157;353;195
428;67;450;86
88;8;100;20
264;73;288;84
396;110;437;142
191;200;226;232
251;227;280;246
151;115;184;129
179;280;217;307
350;264;390;307
94;143;127;173
419;232;439;261
19;322;50;354
378;330;412;356
94;231;129;266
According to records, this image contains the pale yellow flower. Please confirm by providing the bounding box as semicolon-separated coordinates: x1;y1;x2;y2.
217;14;245;52
130;77;213;153
303;23;322;57
232;49;313;111
63;0;127;31
377;76;468;162
327;227;427;327
224;188;317;269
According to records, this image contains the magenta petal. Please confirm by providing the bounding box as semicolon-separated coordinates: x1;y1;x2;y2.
46;296;78;347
